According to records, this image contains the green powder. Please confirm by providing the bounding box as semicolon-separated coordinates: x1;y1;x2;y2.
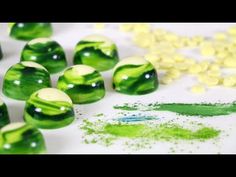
80;119;220;150
94;113;105;117
103;123;219;140
113;102;236;117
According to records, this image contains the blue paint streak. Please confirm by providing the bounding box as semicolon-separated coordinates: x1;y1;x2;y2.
117;116;158;123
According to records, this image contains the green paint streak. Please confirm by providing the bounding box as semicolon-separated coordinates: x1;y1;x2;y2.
113;102;236;117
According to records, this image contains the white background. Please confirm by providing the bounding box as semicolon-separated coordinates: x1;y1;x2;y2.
1;23;236;154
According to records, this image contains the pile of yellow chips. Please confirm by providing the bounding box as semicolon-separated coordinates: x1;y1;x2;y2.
119;24;236;94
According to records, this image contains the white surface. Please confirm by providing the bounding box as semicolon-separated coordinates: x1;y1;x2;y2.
1;23;236;154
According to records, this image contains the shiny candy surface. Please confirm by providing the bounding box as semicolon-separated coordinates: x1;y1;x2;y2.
73;34;119;71
2;62;52;100
112;56;159;95
0;99;10;128
9;23;53;41
0;123;46;154
24;88;75;129
21;38;67;74
57;65;105;104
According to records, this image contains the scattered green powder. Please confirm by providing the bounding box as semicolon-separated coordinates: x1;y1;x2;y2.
113;102;236;117
80;119;220;150
94;113;105;117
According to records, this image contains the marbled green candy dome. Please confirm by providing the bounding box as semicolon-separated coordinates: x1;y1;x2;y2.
0;122;46;154
112;56;159;95
21;38;68;74
2;61;52;100
73;34;119;71
8;23;53;41
24;88;75;129
0;98;10;128
57;65;105;104
0;44;3;60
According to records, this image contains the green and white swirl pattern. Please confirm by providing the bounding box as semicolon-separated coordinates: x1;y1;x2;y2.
0;98;10;128
73;34;119;71
24;88;75;129
57;65;105;104
21;38;68;74
8;23;53;41
0;122;46;154
112;56;159;95
2;61;52;100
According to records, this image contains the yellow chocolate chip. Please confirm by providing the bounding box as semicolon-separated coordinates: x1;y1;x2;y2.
191;85;206;94
200;46;215;56
228;26;236;36
119;24;134;32
94;23;105;29
223;58;236;67
133;24;151;34
214;33;227;41
160;76;173;85
188;64;202;74
167;69;181;79
223;76;236;87
133;32;155;48
204;76;220;86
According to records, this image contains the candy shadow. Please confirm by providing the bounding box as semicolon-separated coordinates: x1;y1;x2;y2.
44;134;70;154
102;73;114;93
1;40;22;59
64;48;74;67
0;74;4;90
7;102;25;123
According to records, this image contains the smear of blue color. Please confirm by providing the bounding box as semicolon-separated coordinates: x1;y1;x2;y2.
117;116;158;123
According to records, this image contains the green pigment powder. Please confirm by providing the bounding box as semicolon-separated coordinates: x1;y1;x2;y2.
94;113;104;117
104;124;219;140
113;102;236;117
80;119;220;150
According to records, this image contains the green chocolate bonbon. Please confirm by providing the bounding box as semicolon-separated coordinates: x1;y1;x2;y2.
8;23;53;41
57;65;105;104
73;34;119;71
112;56;158;95
24;88;75;129
0;98;10;128
0;122;46;154
21;38;67;74
2;61;51;100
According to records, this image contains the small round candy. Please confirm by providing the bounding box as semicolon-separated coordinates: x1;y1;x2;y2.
8;23;53;41
0;43;3;60
24;88;75;129
21;38;67;74
0;122;46;154
57;65;105;104
0;98;10;128
112;56;158;95
73;34;119;71
2;61;51;100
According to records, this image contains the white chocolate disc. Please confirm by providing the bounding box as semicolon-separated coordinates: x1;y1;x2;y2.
1;122;26;133
114;56;148;71
28;38;52;45
37;88;72;104
82;34;114;47
71;65;95;76
21;61;48;71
